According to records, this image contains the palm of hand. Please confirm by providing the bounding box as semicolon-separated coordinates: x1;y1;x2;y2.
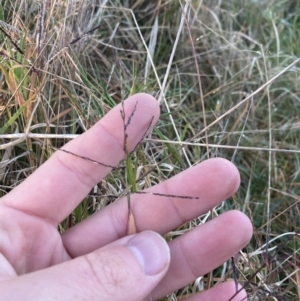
0;207;68;276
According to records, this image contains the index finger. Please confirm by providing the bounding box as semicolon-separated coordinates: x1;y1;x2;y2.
1;93;160;225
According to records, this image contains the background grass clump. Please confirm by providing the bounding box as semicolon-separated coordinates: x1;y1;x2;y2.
0;0;299;300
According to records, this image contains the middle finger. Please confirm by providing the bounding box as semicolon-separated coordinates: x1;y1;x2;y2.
62;158;240;257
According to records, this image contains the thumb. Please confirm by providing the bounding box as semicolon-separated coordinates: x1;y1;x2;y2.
0;231;170;301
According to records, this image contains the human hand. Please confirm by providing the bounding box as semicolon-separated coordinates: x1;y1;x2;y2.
0;93;252;300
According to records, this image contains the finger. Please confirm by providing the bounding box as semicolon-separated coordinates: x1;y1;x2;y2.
151;210;252;299
63;158;240;257
0;231;170;301
183;282;247;301
1;93;160;225
0;253;17;282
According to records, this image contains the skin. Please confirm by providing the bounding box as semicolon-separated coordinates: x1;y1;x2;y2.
0;93;252;300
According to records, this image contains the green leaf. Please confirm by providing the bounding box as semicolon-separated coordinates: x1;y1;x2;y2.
0;97;31;134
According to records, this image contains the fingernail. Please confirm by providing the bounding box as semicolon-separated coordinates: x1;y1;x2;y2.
127;231;170;275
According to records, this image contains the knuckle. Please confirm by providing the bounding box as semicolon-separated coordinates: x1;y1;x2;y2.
56;151;97;188
78;251;132;298
178;240;199;279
